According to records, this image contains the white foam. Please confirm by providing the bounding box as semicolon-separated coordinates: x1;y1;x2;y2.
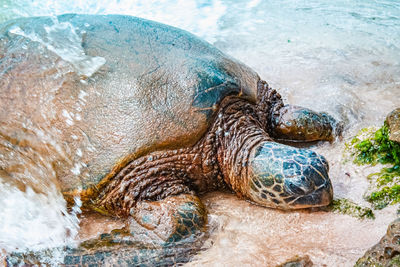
9;21;105;77
78;90;88;101
76;148;82;157
71;163;82;175
0;183;79;252
2;0;227;43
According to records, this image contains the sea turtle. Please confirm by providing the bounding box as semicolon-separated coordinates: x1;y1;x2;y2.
1;14;340;266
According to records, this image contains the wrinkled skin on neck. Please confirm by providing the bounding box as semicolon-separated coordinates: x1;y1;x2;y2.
96;80;334;216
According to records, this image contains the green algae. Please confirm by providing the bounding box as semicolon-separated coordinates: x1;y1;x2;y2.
328;198;375;220
389;255;400;266
347;124;400;209
351;125;400;166
355;254;400;267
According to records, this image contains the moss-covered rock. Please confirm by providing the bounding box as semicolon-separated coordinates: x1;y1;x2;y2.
350;124;400;167
346;117;400;209
352;109;400;266
355;218;400;267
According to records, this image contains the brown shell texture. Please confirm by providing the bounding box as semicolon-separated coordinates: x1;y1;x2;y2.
0;14;259;194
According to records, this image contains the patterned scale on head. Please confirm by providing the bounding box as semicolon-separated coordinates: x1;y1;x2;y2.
248;142;332;209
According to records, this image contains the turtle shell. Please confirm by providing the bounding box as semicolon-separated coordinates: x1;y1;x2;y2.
0;14;259;195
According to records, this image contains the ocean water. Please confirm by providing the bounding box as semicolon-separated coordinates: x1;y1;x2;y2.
0;0;399;266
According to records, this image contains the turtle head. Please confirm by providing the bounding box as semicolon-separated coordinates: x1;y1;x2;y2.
246;142;333;209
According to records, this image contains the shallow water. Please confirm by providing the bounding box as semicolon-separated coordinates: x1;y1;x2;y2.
0;0;400;266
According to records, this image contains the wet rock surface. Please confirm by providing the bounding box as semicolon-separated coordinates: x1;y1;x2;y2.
386;108;400;143
277;255;313;267
356;218;400;266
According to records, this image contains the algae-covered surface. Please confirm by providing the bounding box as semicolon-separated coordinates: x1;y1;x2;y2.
347;124;400;209
329;198;375;220
347;118;400;266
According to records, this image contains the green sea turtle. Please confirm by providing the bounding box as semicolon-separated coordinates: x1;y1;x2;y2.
1;14;340;266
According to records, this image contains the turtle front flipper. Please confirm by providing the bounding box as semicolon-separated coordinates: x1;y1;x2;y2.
270;105;342;142
129;194;207;244
70;193;207;266
5;193;207;266
256;80;342;142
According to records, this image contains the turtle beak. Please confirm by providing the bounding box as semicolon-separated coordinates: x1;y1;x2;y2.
282;153;333;208
288;180;333;208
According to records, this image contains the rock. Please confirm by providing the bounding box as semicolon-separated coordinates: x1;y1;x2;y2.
276;255;313;267
386;108;400;143
355;218;400;266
